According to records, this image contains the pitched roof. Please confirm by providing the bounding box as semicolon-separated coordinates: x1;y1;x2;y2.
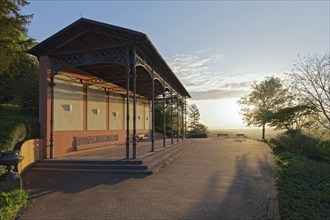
28;18;190;98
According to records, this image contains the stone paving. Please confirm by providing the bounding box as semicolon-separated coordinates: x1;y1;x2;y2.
18;139;277;220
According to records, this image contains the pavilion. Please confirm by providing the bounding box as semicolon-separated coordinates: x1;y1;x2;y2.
28;18;190;160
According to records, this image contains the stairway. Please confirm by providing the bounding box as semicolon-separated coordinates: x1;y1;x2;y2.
31;139;194;174
143;139;195;173
32;159;149;173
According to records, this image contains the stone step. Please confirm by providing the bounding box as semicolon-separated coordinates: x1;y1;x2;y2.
30;140;193;173
142;139;194;163
33;162;147;170
143;140;195;173
143;140;193;164
31;167;152;174
38;159;143;165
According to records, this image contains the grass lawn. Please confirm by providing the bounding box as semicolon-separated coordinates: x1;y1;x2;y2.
0;189;29;220
276;152;330;219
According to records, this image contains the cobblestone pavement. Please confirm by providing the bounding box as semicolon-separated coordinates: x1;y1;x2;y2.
18;139;277;220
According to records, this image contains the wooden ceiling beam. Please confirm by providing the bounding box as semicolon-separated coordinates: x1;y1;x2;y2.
50;30;90;52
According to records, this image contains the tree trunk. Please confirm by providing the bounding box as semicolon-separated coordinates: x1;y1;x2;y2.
262;124;265;140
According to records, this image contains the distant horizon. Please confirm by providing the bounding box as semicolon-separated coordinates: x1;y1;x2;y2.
207;127;257;131
199;126;279;131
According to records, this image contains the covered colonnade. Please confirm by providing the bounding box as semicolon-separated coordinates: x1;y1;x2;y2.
28;18;190;160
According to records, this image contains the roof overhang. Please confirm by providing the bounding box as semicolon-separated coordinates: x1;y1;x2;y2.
28;18;190;99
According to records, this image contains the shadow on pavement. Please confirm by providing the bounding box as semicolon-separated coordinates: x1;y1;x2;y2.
22;171;148;199
183;151;275;219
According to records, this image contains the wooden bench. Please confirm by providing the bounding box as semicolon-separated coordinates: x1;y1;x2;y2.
236;134;247;141
217;133;229;139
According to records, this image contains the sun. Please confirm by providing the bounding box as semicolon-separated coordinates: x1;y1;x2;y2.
188;98;246;129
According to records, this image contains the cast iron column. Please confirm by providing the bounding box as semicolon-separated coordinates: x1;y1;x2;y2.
83;84;88;130
163;92;166;147
181;101;184;140
184;98;187;139
49;68;55;159
125;47;130;159
177;98;179;142
151;69;155;152
171;93;173;144
132;46;137;159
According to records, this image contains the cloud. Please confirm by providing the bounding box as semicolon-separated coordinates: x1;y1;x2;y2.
166;49;287;100
167;51;226;91
189;89;247;100
222;81;252;89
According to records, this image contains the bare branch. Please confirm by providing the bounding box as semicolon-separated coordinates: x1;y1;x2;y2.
289;53;330;129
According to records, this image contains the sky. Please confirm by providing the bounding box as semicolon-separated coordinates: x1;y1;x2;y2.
22;1;330;129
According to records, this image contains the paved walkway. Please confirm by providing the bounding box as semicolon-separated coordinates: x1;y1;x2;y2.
18;139;277;220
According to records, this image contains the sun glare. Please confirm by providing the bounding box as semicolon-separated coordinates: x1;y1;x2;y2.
189;98;246;129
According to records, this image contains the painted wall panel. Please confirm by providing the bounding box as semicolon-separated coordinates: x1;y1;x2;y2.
124;99;133;130
109;93;124;130
87;86;107;130
144;104;150;129
136;103;144;129
54;74;83;131
124;100;150;132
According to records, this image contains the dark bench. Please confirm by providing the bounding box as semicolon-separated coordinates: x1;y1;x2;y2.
236;134;247;141
217;134;229;138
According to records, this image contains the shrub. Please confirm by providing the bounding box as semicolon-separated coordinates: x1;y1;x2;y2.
276;152;330;219
270;131;330;162
0;104;39;152
0;123;38;152
0;189;29;220
10;124;27;148
316;140;330;162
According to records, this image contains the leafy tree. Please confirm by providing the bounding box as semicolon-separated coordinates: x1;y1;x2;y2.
0;0;38;114
288;53;330;129
0;0;34;74
187;103;208;137
0;54;39;114
154;97;182;136
265;104;317;132
238;77;291;139
188;104;200;132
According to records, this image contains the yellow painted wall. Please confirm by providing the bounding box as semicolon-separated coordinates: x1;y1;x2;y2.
109;93;124;130
124;99;150;131
54;74;83;131
144;104;150;129
124;98;133;130
18;138;43;174
136;102;144;129
87;86;107;130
